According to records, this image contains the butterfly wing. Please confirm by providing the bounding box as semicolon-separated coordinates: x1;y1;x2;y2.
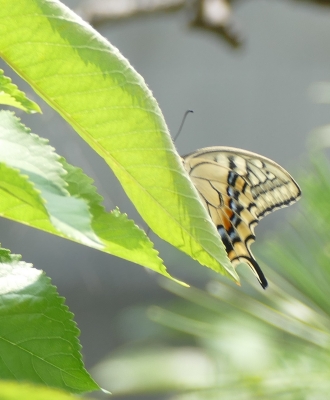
182;146;301;288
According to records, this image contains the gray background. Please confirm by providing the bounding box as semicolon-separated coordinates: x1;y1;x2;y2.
1;0;330;397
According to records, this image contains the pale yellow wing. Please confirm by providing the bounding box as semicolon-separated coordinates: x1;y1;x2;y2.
183;146;301;288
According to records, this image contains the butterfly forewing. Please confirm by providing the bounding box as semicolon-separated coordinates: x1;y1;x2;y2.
183;146;301;288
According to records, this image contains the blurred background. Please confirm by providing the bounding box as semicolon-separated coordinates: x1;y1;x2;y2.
2;0;330;398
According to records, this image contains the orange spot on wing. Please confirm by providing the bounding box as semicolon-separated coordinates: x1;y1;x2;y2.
222;198;234;231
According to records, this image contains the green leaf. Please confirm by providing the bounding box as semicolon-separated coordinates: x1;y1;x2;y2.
0;381;94;400
61;158;173;277
0;110;102;248
0;162;48;215
0;0;238;283
0;69;41;113
0;111;171;281
0;247;99;393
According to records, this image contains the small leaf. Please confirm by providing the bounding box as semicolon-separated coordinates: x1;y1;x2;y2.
0;162;48;215
0;69;41;113
0;246;99;393
61;159;183;282
0;110;102;248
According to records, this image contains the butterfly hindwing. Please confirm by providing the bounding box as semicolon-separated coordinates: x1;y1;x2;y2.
183;146;301;288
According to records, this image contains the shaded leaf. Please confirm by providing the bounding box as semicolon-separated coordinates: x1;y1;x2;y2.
0;110;102;247
0;247;99;393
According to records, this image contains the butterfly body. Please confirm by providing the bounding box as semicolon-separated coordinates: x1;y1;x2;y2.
182;147;301;288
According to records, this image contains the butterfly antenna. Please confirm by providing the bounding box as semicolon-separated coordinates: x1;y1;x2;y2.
145;110;193;240
173;110;194;142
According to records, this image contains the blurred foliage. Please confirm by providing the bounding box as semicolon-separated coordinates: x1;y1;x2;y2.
92;135;330;398
77;0;243;47
78;0;330;48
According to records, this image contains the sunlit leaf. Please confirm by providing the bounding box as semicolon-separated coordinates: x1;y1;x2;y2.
0;0;237;283
0;381;94;400
0;111;171;280
0;69;41;113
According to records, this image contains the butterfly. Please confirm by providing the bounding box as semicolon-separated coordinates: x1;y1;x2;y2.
182;147;301;288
